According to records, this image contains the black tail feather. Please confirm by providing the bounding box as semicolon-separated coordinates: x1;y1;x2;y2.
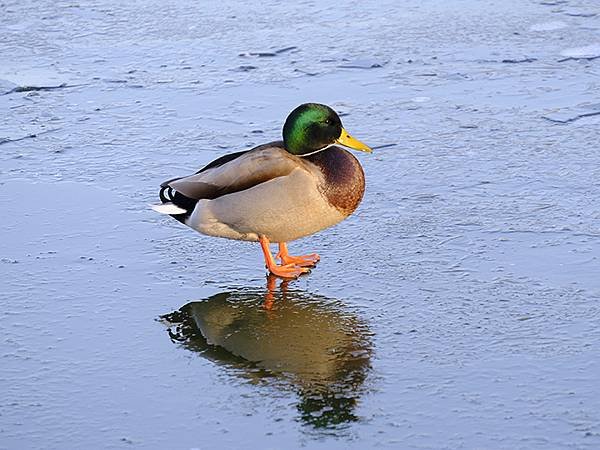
159;184;197;223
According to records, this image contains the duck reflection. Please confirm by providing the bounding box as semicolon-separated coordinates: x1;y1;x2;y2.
160;276;373;429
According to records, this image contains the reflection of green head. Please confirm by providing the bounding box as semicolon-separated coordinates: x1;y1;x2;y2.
161;288;373;430
297;379;367;428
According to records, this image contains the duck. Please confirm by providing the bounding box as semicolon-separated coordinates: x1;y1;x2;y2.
152;103;371;278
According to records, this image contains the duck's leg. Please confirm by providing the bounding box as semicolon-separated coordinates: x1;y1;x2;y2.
276;242;320;268
259;236;309;279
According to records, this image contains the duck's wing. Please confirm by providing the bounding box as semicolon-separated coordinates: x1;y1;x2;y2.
155;141;301;218
165;141;299;200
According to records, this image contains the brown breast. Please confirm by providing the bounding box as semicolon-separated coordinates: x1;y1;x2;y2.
304;146;366;216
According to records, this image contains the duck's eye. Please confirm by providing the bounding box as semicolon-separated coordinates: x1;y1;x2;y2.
324;118;333;125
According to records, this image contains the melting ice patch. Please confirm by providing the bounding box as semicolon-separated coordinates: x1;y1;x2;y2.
530;21;568;32
411;96;431;103
560;44;600;60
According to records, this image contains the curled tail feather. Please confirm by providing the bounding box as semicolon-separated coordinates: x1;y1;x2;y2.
152;183;198;223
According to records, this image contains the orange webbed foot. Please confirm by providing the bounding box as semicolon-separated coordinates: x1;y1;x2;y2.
276;252;320;268
267;262;310;279
259;236;311;280
276;242;320;268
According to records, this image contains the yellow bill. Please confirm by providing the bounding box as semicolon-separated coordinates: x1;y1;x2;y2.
336;128;372;153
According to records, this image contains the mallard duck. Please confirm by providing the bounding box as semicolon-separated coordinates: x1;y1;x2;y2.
153;103;371;278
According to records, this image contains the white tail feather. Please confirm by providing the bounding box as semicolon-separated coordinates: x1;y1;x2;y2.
150;203;187;215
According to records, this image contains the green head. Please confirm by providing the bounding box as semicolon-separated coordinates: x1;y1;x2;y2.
282;103;372;156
